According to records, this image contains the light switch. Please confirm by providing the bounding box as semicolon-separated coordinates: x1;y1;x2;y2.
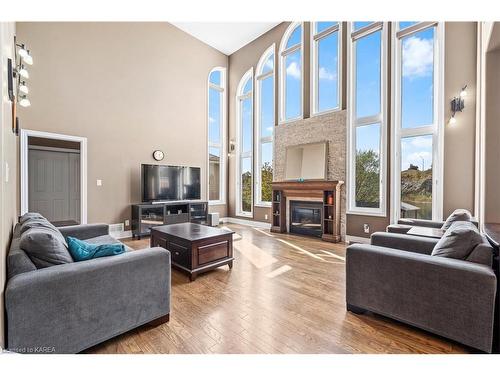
96;179;102;186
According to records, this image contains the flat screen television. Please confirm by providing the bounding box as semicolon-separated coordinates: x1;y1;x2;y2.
141;164;201;202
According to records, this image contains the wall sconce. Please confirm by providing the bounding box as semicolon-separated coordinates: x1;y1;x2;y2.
227;139;236;157
7;36;34;134
449;85;467;125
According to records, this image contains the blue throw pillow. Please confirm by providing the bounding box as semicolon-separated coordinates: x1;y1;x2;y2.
67;236;125;262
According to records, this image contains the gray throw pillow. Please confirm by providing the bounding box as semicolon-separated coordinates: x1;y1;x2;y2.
19;212;46;224
20;218;68;246
432;221;483;260
441;209;472;230
20;227;74;269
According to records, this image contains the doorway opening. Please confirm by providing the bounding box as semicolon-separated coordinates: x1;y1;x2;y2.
21;130;87;225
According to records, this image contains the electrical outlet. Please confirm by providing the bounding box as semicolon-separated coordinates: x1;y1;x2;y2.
96;179;102;186
124;219;130;227
264;214;268;220
363;224;370;234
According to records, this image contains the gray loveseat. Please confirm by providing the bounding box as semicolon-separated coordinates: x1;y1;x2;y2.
6;220;171;354
346;230;497;353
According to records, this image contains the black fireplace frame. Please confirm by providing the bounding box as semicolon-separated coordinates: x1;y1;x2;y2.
289;200;323;238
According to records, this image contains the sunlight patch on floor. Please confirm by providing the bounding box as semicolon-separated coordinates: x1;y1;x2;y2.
234;239;278;269
252;227;274;237
319;250;345;261
221;226;242;241
266;265;292;279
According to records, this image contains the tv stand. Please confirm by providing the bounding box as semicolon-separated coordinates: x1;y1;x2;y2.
131;201;208;240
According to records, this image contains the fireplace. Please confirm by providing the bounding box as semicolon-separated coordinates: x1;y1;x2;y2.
289;201;322;238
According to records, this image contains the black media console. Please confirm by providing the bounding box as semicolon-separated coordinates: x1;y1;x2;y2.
131;201;208;239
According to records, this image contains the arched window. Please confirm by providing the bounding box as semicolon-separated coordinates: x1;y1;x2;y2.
207;67;226;204
279;22;303;123
255;45;275;207
236;69;254;216
311;22;340;114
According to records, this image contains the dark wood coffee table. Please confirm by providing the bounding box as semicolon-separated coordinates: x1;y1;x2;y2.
150;223;234;281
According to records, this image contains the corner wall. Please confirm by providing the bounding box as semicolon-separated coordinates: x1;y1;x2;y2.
0;22;17;349
15;22;228;227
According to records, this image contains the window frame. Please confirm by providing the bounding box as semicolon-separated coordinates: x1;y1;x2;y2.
310;22;342;116
207;67;227;206
278;22;304;124
391;22;444;223
254;44;275;208
346;22;388;217
235;68;254;217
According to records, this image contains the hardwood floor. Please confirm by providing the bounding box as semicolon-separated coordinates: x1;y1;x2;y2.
85;224;470;354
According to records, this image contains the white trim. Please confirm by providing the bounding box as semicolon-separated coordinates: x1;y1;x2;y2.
391;22;444;223
345;235;371;244
255;44;275;207
220;216;271;229
310;22;342;116
110;230;133;240
20;129;87;224
278;22;304;124
346;22;388;217
207;66;227;205
235;68;254;218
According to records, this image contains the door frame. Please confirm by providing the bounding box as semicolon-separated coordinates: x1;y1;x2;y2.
20;129;88;224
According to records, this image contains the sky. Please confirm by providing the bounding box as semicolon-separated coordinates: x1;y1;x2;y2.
210;22;435;181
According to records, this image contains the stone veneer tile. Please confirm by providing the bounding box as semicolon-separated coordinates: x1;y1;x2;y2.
274;110;347;239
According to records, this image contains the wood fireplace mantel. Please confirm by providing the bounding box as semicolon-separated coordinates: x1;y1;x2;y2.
271;180;343;242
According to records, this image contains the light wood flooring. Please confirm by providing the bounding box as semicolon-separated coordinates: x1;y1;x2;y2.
86;224;470;354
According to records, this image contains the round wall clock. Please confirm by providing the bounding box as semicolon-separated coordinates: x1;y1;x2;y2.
152;150;164;161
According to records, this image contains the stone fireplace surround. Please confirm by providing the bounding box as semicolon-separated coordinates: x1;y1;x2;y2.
273;110;346;240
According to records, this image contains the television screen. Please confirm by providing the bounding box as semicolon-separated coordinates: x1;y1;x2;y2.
141;164;201;202
182;167;201;200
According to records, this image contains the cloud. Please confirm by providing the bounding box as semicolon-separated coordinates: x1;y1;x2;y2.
318;67;337;81
266;126;274;133
410;136;432;148
264;58;274;71
209;117;216;124
402;36;433;79
286;61;301;79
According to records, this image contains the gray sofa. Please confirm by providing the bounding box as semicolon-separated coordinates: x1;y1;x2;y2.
387;217;479;234
6;222;171;354
346;231;497;353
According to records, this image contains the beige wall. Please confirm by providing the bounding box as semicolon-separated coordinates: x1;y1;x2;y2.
0;22;17;349
16;22;228;227
228;23;289;222
485;48;500;222
347;22;478;238
443;22;477;217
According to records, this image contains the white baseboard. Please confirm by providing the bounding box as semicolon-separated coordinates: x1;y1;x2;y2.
110;230;133;239
345;235;370;245
220;217;271;229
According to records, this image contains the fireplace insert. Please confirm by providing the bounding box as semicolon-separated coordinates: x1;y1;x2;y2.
289;201;322;238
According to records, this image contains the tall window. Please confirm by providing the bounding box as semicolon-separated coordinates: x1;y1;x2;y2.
393;22;443;221
255;45;275;207
236;69;254;216
347;22;387;216
208;67;226;204
311;22;340;114
279;22;303;123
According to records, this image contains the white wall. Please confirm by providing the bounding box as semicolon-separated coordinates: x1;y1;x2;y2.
0;22;16;350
